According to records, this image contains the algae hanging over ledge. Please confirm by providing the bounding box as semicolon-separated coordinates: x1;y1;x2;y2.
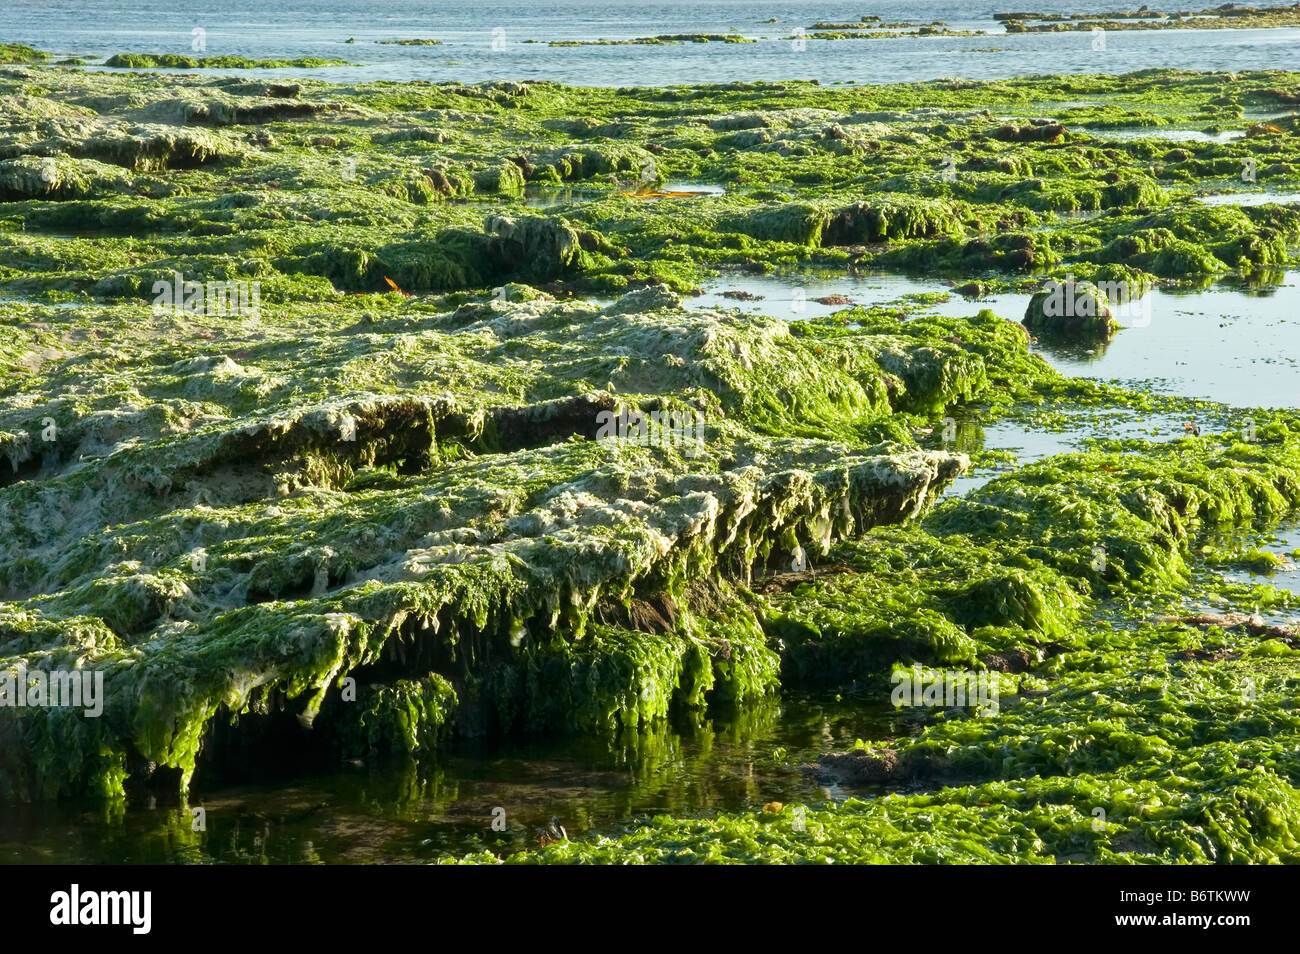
1;55;1300;868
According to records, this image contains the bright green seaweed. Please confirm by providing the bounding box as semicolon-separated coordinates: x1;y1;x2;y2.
2;59;1300;866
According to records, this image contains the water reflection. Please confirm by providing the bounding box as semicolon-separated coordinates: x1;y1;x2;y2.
929;409;1195;498
1208;519;1300;598
0;692;904;864
692;268;1300;408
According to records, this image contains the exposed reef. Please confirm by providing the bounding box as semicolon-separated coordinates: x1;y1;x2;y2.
2;62;1300;865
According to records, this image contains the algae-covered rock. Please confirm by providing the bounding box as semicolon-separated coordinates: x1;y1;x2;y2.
123;92;344;126
0;44;50;64
707;108;839;132
603;285;683;314
728;202;830;247
370;167;439;205
0;287;985;800
473;162;526;197
993;122;1066;143
1090;204;1300;277
484;213;588;280
0;94;96;121
825;198;964;244
103;52;352;69
492;282;550;303
725;197;962;249
421;165;475;197
287;216;595;293
5;63;1300;865
0;155;131;200
527;143;648;182
0;118;242;171
317;673;458;758
1023;277;1116;340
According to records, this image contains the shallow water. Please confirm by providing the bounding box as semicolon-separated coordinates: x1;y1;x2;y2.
687;270;936;318
0;692;907;863
523;181;725;208
1084;127;1245;143
1195;191;1300;206
693;269;1300;409
0;294;91;310
937;410;1193;498
521;186;593;209
1212;519;1300;598
1023;275;1300;408
688;267;1243;496
8;0;1300;86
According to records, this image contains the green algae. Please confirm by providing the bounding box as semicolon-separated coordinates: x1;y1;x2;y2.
454;426;1300;863
0;286;983;800
765;419;1300;680
4;62;1300;867
0;46;51;65
1000;5;1300;33
3;67;1298;301
318;672;457;759
455;757;1300;863
103;54;355;70
463;591;778;739
767;528;1086;687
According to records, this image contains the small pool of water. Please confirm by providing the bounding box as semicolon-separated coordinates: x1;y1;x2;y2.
0;692;907;864
0;293;94;310
1211;519;1300;597
1195;191;1300;206
1082;126;1242;143
653;181;727;197
1045;209;1105;222
688;271;942;318
523;180;726;208
522;186;591;207
693;269;1300;409
935;409;1195;498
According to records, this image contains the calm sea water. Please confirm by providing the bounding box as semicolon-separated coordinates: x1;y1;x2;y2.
3;0;1300;85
